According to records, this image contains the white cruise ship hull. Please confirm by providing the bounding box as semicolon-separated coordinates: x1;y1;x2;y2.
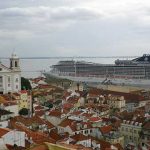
45;72;150;88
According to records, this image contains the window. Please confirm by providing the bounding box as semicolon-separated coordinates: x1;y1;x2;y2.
130;129;132;132
134;137;136;140
15;61;18;67
0;76;2;83
8;77;10;83
10;61;12;68
16;85;18;89
134;130;137;133
16;78;18;82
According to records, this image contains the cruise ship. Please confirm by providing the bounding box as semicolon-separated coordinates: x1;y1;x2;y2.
45;54;150;87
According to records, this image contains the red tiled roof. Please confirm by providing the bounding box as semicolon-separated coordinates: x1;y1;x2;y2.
102;117;111;122
97;139;111;150
71;133;90;142
59;119;74;127
113;143;124;150
12;93;20;96
63;103;73;110
49;129;62;141
81;113;93;118
143;121;150;130
20;90;27;94
35;110;45;117
49;110;62;117
0;128;11;137
71;111;83;116
89;117;102;122
80;122;92;128
34;105;45;110
100;125;113;134
67;97;79;103
38;84;51;89
63;91;71;99
10;119;55;144
44;120;54;129
6;144;26;150
88;88;146;102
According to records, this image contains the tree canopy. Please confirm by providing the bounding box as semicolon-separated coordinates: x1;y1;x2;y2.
21;77;32;90
19;108;29;116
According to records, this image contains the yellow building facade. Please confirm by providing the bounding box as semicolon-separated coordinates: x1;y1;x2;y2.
18;90;32;111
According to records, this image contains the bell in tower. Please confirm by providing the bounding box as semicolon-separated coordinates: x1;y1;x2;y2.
10;53;20;71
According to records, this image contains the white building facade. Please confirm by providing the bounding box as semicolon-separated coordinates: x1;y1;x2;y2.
0;53;21;94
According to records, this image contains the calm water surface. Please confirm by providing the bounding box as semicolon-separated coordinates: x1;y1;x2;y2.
2;58;119;78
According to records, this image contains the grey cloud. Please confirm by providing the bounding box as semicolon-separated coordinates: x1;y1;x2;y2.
0;6;102;37
0;6;101;21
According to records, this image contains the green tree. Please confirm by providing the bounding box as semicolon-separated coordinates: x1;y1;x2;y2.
19;108;29;116
21;77;32;90
44;102;53;109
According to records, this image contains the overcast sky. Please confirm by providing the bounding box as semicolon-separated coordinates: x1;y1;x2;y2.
1;0;150;57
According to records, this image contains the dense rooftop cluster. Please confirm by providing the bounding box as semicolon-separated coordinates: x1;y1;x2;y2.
0;76;149;150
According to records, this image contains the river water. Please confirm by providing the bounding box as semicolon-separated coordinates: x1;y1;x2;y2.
1;58;120;78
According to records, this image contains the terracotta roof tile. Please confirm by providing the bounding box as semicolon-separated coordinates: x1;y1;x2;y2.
88;88;146;102
143;121;150;130
63;103;73;110
20;90;27;94
97;139;111;150
81;113;94;118
89;117;102;122
44;120;54;129
49;129;62;141
100;125;113;134
6;144;26;150
49;110;62;117
0;128;11;137
113;143;124;150
71;111;83;116
35;110;45;117
34;105;45;110
59;119;74;127
10;119;55;144
0;109;13;116
71;133;90;142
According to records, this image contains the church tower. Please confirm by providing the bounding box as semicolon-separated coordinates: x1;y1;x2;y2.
10;53;20;71
9;53;21;92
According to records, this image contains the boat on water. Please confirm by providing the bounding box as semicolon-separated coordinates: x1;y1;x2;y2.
44;54;150;87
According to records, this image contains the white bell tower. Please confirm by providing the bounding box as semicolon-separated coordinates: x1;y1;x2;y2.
10;53;20;71
9;53;21;92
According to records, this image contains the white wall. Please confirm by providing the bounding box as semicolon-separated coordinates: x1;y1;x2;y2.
46;116;62;126
3;130;25;147
5;105;18;116
0;121;8;128
0;139;7;150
